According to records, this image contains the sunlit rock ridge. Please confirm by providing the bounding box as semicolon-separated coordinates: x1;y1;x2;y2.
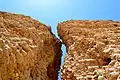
1;11;120;80
0;12;62;80
58;20;120;80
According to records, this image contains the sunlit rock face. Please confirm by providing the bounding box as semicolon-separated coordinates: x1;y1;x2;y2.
58;20;120;80
0;12;62;80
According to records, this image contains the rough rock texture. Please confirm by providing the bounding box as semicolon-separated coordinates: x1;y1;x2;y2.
58;20;120;80
0;12;62;80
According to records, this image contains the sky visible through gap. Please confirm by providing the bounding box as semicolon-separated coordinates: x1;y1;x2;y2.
0;0;120;80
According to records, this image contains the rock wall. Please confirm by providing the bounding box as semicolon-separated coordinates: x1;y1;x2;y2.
58;20;120;80
0;12;62;80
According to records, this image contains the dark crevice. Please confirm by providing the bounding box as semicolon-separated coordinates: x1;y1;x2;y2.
103;58;111;66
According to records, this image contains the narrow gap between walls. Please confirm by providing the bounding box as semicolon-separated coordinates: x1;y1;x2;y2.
58;44;66;80
51;26;66;80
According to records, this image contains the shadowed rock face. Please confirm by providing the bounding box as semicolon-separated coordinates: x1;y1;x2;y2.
0;12;62;80
58;20;120;80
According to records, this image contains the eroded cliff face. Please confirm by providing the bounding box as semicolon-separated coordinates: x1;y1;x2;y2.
58;20;120;80
0;12;62;80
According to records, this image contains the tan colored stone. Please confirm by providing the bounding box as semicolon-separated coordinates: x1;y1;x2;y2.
58;20;120;80
0;12;62;80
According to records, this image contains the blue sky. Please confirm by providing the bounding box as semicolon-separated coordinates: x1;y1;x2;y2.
0;0;120;79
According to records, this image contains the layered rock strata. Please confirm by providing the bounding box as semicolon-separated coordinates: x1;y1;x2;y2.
58;20;120;80
0;12;62;80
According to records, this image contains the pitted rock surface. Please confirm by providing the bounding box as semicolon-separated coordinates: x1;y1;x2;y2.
58;20;120;80
0;12;62;80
